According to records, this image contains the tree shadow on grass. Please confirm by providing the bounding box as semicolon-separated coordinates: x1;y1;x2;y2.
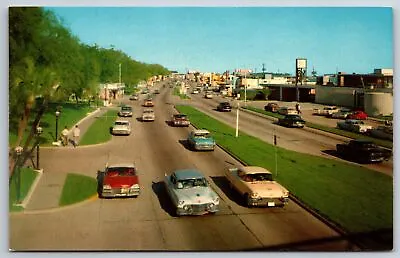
151;181;178;217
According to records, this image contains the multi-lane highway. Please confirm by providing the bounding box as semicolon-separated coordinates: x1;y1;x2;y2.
10;82;385;251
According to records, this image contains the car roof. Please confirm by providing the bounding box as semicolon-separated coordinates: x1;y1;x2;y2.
173;169;205;180
239;166;271;175
107;163;135;169
115;119;130;123
193;129;210;134
351;139;374;144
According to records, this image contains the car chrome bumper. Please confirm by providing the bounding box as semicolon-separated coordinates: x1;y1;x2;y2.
248;197;289;207
177;204;219;216
102;189;140;197
112;130;130;135
194;144;215;151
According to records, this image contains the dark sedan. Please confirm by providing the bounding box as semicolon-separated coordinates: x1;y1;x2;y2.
217;102;232;112
278;115;305;128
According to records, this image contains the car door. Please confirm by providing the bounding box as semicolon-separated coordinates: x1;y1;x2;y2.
166;175;179;206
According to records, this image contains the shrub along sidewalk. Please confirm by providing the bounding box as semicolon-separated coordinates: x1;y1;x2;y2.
176;105;392;234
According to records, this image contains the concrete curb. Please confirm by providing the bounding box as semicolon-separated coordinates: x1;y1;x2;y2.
10;194;98;216
15;169;44;209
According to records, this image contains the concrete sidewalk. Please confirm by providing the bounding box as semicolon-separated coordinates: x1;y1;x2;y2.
23;106;111;211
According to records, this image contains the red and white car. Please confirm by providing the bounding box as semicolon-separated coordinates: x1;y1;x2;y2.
98;163;140;198
347;111;368;120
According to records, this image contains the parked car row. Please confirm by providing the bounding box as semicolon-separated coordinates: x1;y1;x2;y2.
313;106;369;120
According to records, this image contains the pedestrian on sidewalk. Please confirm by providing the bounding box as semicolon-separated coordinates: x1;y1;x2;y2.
296;103;302;114
61;126;69;146
72;125;80;147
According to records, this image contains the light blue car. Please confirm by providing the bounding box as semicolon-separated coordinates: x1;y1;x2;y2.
187;129;215;151
164;169;220;216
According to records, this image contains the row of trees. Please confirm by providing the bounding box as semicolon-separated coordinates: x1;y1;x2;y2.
9;7;170;174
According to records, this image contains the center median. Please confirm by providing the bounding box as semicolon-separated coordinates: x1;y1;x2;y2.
175;105;392;245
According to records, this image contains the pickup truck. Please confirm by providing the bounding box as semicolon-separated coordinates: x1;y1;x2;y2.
225;166;289;207
336;139;392;163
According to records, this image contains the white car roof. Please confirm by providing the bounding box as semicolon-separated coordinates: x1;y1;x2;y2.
239;166;271;175
193;129;210;134
115;119;130;123
107;163;135;168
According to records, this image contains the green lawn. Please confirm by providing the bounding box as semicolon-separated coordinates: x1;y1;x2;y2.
59;173;97;206
243;106;393;149
9;103;96;147
176;105;393;234
9;167;39;212
79;110;118;145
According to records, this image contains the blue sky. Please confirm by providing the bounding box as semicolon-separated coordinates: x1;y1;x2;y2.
48;7;393;75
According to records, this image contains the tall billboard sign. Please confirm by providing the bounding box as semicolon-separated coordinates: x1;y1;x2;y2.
295;58;307;101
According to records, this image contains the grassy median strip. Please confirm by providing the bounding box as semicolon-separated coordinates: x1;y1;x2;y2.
9;167;39;212
173;87;191;99
243;106;393;149
79;110;118;145
59;173;97;206
176;105;392;234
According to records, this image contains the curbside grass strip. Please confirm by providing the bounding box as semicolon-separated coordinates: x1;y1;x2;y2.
18;169;43;209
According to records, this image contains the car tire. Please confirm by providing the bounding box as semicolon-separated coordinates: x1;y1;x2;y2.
244;193;252;207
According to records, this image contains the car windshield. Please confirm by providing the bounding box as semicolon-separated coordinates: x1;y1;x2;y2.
194;132;210;138
115;121;129;126
244;173;273;182
144;110;153;114
179;178;207;188
175;114;187;119
121;106;132;111
287;115;301;119
106;167;136;176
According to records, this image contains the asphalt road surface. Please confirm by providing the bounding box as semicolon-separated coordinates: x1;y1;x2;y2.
9;85;361;251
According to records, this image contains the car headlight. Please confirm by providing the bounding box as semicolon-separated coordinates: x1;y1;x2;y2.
130;184;140;189
250;192;259;198
178;200;185;205
103;184;112;190
282;190;289;197
183;205;192;211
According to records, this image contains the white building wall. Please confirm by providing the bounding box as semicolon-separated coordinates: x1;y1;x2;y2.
364;91;393;116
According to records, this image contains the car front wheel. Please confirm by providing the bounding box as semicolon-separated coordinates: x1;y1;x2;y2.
244;193;252;207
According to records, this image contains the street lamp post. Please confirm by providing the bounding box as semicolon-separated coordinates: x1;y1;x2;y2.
14;146;23;204
36;126;43;169
55;110;61;142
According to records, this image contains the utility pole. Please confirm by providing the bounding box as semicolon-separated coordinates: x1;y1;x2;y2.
119;63;122;84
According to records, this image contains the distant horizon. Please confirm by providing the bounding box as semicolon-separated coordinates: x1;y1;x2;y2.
47;7;393;76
